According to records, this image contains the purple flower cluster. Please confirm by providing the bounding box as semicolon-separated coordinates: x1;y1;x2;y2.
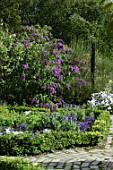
71;66;80;74
21;74;26;81
36;75;40;81
63;113;78;123
63;113;96;133
48;86;56;95
17;124;26;131
79;116;96;132
66;84;71;90
22;64;28;70
57;58;64;65
31;98;39;106
53;68;62;77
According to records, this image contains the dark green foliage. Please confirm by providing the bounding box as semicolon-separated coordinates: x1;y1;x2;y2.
0;0;35;30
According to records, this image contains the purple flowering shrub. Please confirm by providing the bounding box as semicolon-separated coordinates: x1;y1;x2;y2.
1;24;87;107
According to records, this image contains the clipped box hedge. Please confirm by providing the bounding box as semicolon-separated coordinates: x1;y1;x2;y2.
0;157;45;170
0;106;111;156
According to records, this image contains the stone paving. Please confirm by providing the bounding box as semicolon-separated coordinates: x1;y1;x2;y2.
0;115;113;170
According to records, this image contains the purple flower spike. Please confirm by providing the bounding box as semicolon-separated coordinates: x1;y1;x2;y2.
53;68;61;77
68;72;71;76
51;61;55;66
48;87;56;95
39;103;43;107
13;43;17;47
45;103;50;109
59;39;64;44
45;36;50;41
61;49;66;55
22;64;28;70
53;104;58;110
59;98;65;104
71;66;80;74
53;51;58;57
42;49;47;57
56;43;64;50
57;58;64;65
36;75;40;81
24;43;30;48
66;84;71;90
21;74;25;81
31;98;35;104
32;33;38;37
58;75;63;82
42;84;46;91
35;100;39;106
52;83;58;88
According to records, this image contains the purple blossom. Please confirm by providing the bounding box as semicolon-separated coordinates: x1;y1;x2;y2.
80;79;88;85
17;124;26;131
57;58;64;65
35;100;39;106
53;104;58;110
36;75;40;81
21;74;25;81
53;68;62;77
39;103;43;107
68;72;71;76
51;61;55;66
45;36;50;41
58;39;64;44
42;49;47;57
58;75;63;82
52;83;58;88
31;98;35;104
40;36;46;41
48;87;56;95
59;98;65;104
85;116;95;124
13;43;17;47
24;43;30;48
32;33;38;37
53;51;58;57
45;103;50;109
34;133;38;138
79;122;90;132
56;43;63;50
61;49;66;55
42;84;46;91
22;64;28;70
66;84;71;90
71;66;80;74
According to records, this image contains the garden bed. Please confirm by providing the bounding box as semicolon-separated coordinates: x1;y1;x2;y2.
0;105;111;156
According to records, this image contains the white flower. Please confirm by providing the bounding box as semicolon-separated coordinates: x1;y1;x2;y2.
12;131;23;135
5;127;11;134
24;111;31;116
88;91;113;111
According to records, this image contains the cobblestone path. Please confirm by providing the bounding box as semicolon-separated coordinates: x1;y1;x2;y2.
1;116;113;170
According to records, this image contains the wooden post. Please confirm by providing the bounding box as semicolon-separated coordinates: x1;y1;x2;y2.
91;42;96;91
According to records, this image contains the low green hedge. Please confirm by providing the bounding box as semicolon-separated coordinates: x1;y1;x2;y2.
0;131;103;156
0;157;45;170
0;106;111;156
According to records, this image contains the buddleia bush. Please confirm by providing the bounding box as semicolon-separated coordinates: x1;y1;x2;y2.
0;24;87;107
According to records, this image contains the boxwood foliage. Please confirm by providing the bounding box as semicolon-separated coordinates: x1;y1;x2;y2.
0;157;45;170
0;106;110;156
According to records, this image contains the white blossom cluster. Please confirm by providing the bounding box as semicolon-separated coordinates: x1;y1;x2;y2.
88;91;113;111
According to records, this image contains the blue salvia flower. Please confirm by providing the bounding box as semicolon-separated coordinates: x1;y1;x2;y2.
17;124;26;131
